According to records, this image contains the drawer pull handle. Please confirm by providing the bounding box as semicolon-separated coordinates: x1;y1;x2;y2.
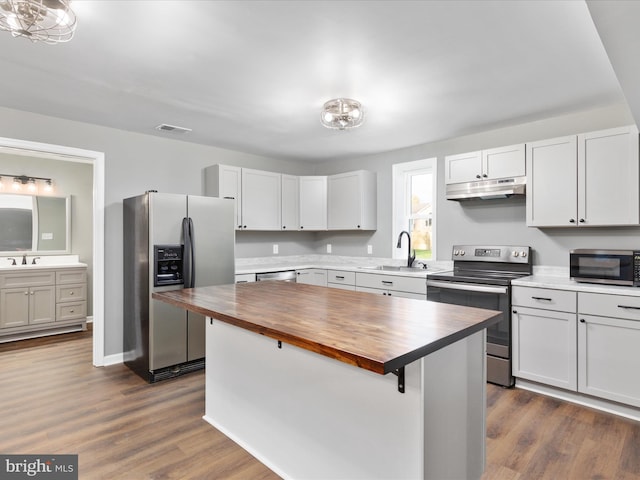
618;305;640;310
69;291;74;295
532;296;552;301
69;309;75;313
382;281;393;286
335;276;345;280
580;318;586;323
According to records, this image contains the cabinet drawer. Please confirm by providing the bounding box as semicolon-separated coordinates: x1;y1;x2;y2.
0;271;55;288
327;270;355;285
56;284;86;303
512;286;576;312
578;292;640;321
356;273;426;295
56;301;87;321
56;269;87;285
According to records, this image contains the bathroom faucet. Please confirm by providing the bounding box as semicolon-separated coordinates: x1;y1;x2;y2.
396;230;415;268
22;254;27;265
7;257;16;266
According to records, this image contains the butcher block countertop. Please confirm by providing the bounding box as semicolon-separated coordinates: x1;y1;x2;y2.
153;281;501;375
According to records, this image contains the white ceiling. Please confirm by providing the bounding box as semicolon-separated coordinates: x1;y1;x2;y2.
0;1;633;162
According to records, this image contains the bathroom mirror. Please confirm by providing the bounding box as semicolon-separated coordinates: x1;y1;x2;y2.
0;194;70;254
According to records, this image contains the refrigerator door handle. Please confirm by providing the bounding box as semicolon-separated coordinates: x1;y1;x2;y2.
188;217;195;287
182;217;192;288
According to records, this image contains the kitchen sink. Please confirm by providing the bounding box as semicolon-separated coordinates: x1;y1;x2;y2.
359;265;427;272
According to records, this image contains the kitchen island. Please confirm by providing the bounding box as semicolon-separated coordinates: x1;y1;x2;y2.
153;281;501;480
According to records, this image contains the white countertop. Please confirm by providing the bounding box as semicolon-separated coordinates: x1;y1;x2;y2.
0;255;87;271
513;266;640;297
235;255;452;278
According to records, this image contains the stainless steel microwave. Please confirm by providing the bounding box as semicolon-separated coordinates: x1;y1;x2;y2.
570;249;640;286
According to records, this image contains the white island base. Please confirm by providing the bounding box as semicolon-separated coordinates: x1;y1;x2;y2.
204;319;487;480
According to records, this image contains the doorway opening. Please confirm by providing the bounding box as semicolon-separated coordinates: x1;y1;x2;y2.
0;136;105;365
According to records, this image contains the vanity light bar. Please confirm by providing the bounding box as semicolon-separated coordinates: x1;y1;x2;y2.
0;174;54;193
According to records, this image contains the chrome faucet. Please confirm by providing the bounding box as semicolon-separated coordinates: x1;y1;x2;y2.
7;257;16;266
396;230;415;268
22;254;27;265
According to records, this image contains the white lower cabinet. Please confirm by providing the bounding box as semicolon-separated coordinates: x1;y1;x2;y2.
327;270;356;291
295;269;328;286
355;272;426;299
578;292;640;408
512;286;640;409
512;287;577;390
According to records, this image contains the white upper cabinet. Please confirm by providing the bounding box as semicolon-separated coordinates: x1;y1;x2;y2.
299;176;327;230
527;125;640;227
281;174;299;231
204;164;242;229
241;169;281;230
578;126;640;226
327;170;377;230
444;144;525;184
482;144;526;179
444;151;482;184
526;135;578;227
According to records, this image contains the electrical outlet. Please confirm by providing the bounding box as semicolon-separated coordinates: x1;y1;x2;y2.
367;245;373;255
273;244;279;254
327;244;332;254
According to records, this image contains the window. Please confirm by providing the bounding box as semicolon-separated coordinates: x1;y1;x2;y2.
392;158;437;261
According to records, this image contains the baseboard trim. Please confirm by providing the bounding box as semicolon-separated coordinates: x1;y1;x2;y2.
102;352;124;366
515;378;640;422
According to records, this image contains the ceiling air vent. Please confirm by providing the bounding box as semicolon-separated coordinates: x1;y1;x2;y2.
155;124;192;134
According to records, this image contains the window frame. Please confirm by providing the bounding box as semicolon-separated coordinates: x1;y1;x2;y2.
392;158;437;262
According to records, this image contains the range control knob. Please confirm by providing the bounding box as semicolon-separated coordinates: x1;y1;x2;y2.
520;251;528;258
459;250;466;256
453;250;459;256
513;251;520;257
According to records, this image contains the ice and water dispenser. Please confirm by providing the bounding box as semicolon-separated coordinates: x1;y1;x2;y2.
154;245;184;286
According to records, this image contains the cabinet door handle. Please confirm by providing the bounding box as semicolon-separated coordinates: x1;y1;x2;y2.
580;318;586;323
482;174;488;178
532;296;552;301
24;291;29;295
223;196;235;200
569;219;576;223
381;281;393;286
476;174;482;179
618;305;640;310
579;219;585;223
512;310;518;314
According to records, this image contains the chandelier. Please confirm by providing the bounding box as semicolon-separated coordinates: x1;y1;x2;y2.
320;98;365;130
0;0;77;44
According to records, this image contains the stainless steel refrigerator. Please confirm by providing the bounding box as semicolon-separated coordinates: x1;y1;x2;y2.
123;191;235;382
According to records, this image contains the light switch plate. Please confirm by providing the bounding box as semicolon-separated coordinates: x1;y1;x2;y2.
326;244;332;253
273;244;279;254
367;245;373;255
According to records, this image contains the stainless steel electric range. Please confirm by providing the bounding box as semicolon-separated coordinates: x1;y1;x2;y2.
426;245;533;387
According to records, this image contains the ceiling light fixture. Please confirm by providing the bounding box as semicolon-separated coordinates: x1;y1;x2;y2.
320;98;365;130
0;0;77;44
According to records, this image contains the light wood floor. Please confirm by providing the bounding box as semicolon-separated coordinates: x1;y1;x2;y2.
1;329;639;479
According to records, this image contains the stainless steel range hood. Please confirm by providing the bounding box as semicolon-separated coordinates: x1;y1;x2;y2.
446;176;526;201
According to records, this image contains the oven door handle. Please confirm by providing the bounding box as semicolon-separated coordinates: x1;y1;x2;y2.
426;280;508;295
